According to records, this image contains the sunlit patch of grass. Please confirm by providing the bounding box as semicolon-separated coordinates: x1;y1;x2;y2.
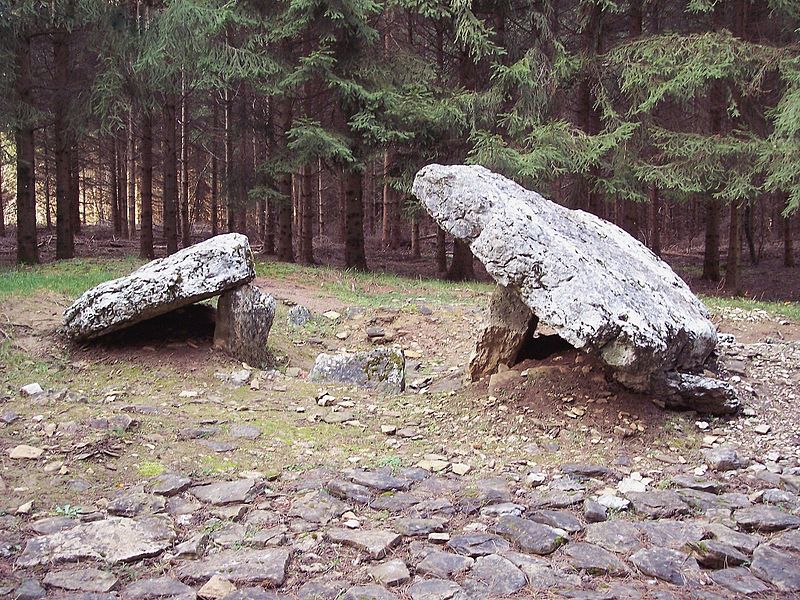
137;461;166;477
701;295;800;322
256;259;492;306
0;257;143;299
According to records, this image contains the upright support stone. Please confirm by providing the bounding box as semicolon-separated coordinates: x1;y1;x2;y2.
468;286;536;381
214;284;276;368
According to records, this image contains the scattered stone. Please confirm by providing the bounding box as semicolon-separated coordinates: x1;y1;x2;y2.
493;515;567;555
309;348;405;393
327;528;401;560
629;547;699;585
583;500;607;523
417;460;449;473
416;551;474;578
447;533;510;557
639;520;704;549
735;506;800;532
527;509;583;534
771;528;800;552
671;475;724;494
15;579;46;600
63;233;255;340
479;503;524;518
565;542;629;576
17;516;175;566
584;520;643;554
705;523;762;554
689;539;748;568
348;470;410;492
754;423;771;435
108;492;166;517
229;424;262;440
176;548;290;586
20;383;44;396
198;576;236;600
229;370;252;386
709;567;770;596
703;447;749;471
190;479;263;506
561;463;611;478
625;490;690;518
29;516;78;535
451;463;471;476
469;554;526;596
43;568;118;593
750;544;800;591
327;479;373;504
121;577;196;600
151;473;192;497
8;444;44;459
369;559;411;587
407;579;462;600
655;372;740;415
297;579;347;600
214;283;276;368
412;164;718;394
288;305;312;327
341;585;397;600
596;494;630;511
322;311;341;321
289;491;348;525
394;518;446;537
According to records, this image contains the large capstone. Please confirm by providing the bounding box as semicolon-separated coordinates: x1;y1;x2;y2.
214;283;276;368
412;164;719;395
309;348;405;393
63;234;255;341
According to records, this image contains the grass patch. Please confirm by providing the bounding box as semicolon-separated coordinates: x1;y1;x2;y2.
701;295;800;322
0;257;143;299
137;461;167;477
256;259;492;306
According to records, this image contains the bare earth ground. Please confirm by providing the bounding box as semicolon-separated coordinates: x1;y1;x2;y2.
0;236;798;598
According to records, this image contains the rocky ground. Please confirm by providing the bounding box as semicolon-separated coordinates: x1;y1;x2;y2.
0;268;799;600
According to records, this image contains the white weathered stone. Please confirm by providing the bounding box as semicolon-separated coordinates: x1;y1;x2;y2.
214;283;276;368
413;164;718;392
309;348;405;393
63;234;255;341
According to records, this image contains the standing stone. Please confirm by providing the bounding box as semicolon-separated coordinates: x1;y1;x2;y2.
214;284;276;368
412;164;718;392
468;286;536;380
16;516;174;567
309;348;405;393
63;234;255;340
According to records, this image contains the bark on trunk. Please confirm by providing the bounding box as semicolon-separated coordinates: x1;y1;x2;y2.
343;169;367;271
382;150;400;249
54;29;74;259
446;238;475;281
743;204;757;264
650;183;661;256
785;214;795;268
69;146;80;235
139;112;154;259
0;161;5;236
15;36;38;264
725;201;742;294
300;165;314;264
127;110;136;237
273;94;293;261
702;198;722;281
163;94;179;255
180;76;190;247
118;133;128;238
211;100;219;237
411;215;421;258
44;140;52;230
111;139;120;234
224;89;235;233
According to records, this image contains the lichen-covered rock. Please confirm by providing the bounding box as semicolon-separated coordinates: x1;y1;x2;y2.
63;234;255;341
468;285;536;381
214;283;276;368
309;348;405;393
412;165;718;391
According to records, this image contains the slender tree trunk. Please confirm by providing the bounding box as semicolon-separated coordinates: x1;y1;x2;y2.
411;215;421;258
273;94;293;261
436;225;447;274
127;109;136;237
235;90;249;234
343;168;367;271
224;88;235;233
650;183;661;256
382;149;399;248
0;162;5;236
139;112;154;259
163;94;179;254
69;145;80;235
15;36;37;264
211;100;219;237
43;140;52;230
785;214;795;267
300;165;314;263
180;75;190;247
446;239;475;281
318;158;325;237
54;29;75;258
118;133;129;238
702;198;722;281
111;139;121;235
743;204;757;264
725;201;742;294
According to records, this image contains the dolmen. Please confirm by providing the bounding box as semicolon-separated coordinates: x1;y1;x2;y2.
412;164;737;414
63;233;275;367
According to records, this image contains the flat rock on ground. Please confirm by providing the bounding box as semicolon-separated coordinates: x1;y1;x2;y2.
309;348;405;393
176;548;290;586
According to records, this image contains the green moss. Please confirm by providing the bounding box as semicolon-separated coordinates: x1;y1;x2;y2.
137;461;166;477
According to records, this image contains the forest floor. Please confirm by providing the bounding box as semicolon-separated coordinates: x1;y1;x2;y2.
0;239;799;599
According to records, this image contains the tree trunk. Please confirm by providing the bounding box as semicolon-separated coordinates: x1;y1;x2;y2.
111;139;121;235
15;36;37;264
273;94;293;261
300;165;314;263
211;100;219;237
180;75;190;247
127;109;136;237
702;198;722;281
163;94;179;255
235;90;250;235
650;183;661;256
785;213;795;267
743;204;757;264
446;239;474;281
725;201;742;294
224;88;235;233
436;225;447;274
53;29;74;259
69;145;80;235
411;215;421;258
139;112;154;259
44;140;52;230
118;133;129;238
382;149;400;249
0;161;5;236
343;169;367;271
